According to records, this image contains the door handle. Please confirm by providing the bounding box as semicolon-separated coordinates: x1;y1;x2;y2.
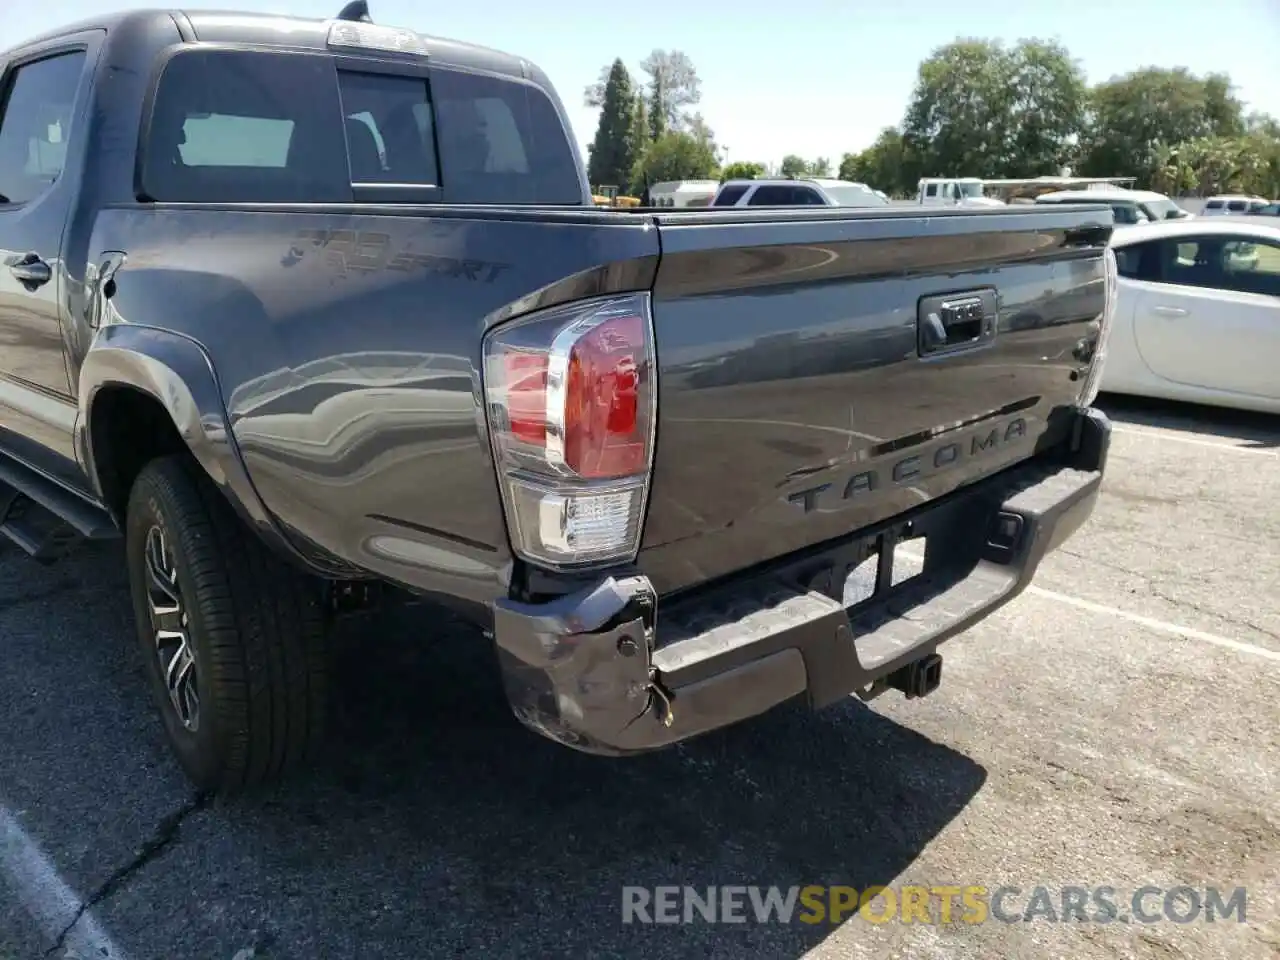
1152;305;1187;317
6;252;51;287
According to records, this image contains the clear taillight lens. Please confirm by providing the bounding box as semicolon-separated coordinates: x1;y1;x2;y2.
1077;245;1118;408
483;293;656;569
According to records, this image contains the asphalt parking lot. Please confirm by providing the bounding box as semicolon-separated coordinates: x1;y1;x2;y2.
2;395;1278;960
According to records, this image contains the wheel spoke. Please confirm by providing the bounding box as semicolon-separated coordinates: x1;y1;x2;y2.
144;530;179;606
143;522;199;732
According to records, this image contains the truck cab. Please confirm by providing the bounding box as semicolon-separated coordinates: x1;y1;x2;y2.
916;177;1005;207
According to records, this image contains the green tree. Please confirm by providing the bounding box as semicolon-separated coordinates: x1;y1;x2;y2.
1005;40;1088;176
902;38;1085;179
721;160;765;181
1080;67;1245;185
624;95;650;192
640;50;701;141
839;127;916;195
779;154;808;178
585;59;639;190
634;130;719;188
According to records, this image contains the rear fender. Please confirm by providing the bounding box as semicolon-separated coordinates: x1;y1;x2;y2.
75;324;311;567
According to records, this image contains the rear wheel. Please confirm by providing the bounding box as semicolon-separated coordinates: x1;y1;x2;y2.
125;455;330;792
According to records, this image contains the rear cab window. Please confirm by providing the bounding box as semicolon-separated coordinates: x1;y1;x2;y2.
139;45;583;205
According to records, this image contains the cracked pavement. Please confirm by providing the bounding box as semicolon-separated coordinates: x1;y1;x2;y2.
1;394;1278;960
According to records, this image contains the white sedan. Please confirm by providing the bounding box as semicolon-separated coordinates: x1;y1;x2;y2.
1101;217;1280;414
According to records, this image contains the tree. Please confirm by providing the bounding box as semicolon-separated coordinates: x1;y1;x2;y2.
634;130;719;189
1005;40;1088;177
583;64;612;109
586;60;639;190
623;95;650;192
721;161;765;181
640;50;701;140
839;127;916;195
1080;67;1245;185
902;38;1085;179
779;154;808;178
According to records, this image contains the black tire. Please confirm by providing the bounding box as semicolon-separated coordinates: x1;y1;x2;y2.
125;454;330;792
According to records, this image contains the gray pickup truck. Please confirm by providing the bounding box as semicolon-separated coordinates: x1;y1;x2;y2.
0;3;1117;792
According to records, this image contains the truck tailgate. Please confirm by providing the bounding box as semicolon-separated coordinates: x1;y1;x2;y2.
639;207;1111;595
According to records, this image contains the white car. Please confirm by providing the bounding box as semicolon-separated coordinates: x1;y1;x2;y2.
1035;188;1191;225
1101;217;1280;414
710;178;887;208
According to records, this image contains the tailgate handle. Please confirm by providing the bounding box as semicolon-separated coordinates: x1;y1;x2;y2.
918;289;998;358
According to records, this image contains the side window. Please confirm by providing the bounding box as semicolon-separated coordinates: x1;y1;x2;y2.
1114;241;1161;281
429;67;581;204
1219;238;1280;297
748;185;795;205
795;187;826;205
142;48;350;203
1154;235;1280;296
713;184;749;206
336;70;439;185
0;51;87;205
925;183;937;198
1226;200;1247;213
1110;203;1144;225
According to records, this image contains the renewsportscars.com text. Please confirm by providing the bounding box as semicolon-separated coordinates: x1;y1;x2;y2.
621;885;1248;926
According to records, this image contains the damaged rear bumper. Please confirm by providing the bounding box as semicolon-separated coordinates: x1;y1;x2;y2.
492;407;1112;756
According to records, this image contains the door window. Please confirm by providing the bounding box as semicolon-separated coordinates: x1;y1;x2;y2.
0;51;87;205
1144;235;1280;297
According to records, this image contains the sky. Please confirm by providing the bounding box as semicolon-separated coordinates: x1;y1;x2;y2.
7;0;1280;170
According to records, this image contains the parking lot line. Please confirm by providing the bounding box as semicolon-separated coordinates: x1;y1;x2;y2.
1111;424;1279;457
0;806;130;960
894;546;1279;664
1024;584;1280;663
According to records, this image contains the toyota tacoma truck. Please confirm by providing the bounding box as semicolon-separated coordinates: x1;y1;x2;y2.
0;3;1117;792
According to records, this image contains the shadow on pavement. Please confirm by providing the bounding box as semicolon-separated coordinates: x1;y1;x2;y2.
1096;393;1280;448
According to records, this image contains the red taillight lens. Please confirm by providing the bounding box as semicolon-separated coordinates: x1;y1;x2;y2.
563;314;645;479
483;294;656;569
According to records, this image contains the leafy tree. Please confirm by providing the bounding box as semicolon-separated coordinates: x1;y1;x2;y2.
808;157;832;177
586;60;639;190
902;38;1085;179
779;154;808;178
721;160;765;181
1080;67;1245;184
640;50;701;141
634;130;719;189
624;95;650;188
839;127;917;195
1005;40;1088;176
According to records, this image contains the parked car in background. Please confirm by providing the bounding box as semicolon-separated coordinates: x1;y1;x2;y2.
1253;202;1280;217
1102;217;1280;414
711;177;888;207
1034;188;1189;224
1201;195;1270;215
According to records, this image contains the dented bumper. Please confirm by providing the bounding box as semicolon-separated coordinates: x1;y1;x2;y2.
492;407;1112;756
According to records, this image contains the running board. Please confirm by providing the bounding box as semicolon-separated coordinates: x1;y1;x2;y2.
0;453;117;563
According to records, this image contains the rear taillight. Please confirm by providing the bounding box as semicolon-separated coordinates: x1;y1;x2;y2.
483;293;656;569
1077;245;1118;408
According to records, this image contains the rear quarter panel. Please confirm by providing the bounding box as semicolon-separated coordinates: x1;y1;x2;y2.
87;206;658;606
